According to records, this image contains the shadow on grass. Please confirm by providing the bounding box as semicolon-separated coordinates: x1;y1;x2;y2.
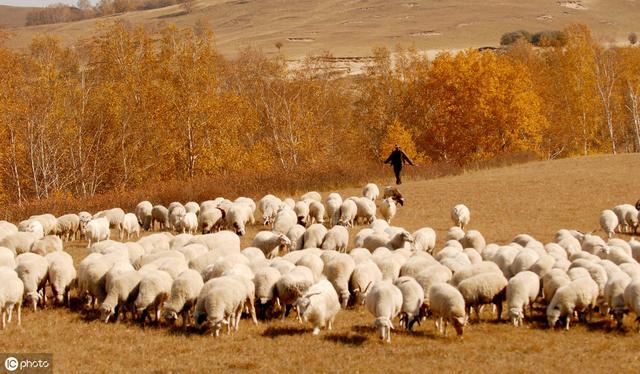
323;333;368;346
261;326;308;338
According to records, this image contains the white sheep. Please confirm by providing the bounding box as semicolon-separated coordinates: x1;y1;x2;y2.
181;212;198;235
349;196;377;224
15;253;49;311
258;195;282;226
45;251;76;307
135;201;153;231
624;280;640;332
30;235;63;256
151;205;170;231
414;265;452;309
0;268;23;329
604;272;631;327
85;217;110;248
28;214;58;236
194;277;245;336
542;269;571;303
372;255;402;282
251;231;292;259
294;279;341;335
460;230;485;252
135;269;174;324
294;200;310;227
451;204;470;230
457;272;508;322
307;201;325;225
273;207;298;235
18;219;44;239
0;232;41;255
301;223;325;249
450;261;502;287
325;193;343;227
163;269;204;327
379;197;397;224
254;266;282;319
446;226;465;241
323;253;355;308
198;208;224;234
399;255;438;279
350;260;382;304
121;213;141;240
99;270;143;323
428;282;467;337
506;271;540;326
413;227;436;253
275;266;315;320
613;204;639;234
600;210;619;238
362;183;380;201
547;277;598;330
338;199;358;227
394;276;425;330
296;253;324;282
93;208;125;237
55;214;80;241
321;225;349;252
365;281;403;343
286;224;306;251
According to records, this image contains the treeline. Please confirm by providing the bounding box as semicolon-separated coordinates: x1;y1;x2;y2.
0;23;639;207
25;0;188;26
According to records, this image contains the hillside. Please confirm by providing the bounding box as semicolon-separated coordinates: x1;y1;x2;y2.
2;154;640;372
0;5;36;28
3;0;638;59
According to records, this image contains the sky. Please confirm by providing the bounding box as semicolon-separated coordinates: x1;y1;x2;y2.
0;0;95;7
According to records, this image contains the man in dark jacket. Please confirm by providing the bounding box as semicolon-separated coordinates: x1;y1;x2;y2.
384;144;414;185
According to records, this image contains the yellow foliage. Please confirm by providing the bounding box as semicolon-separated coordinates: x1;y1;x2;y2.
379;119;425;163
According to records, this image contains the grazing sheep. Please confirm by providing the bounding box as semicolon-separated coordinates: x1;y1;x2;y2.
413;227;436;253
460;230;486;252
415;265;452;309
258;195;282;226
372;255;402;282
163;269;204;327
15;253;49;311
400;255;438;279
321;226;349;252
451;204;470;230
510;249;540;275
0;232;41;255
349;247;373;264
199;207;224;234
350;260;383;304
613;204;639;234
85;218;110;248
135;201;153;231
624;280;640;332
56;214;80;241
547;277;599;330
99;270;143;323
45;251;76;307
445;228;465;243
286;224;306;251
379;198;397;224
273;207;298;235
301;191;322;203
362;183;380;201
251;231;292;259
506;271;540;326
181;212;198;235
323;253;355;308
307;201;325;225
604;272;632;327
135;270;174;324
169;205;187;233
542;269;571;303
457;272;508;322
194;277;244;336
349;197;377;225
600;210;619;239
394;276;425;330
30;235;63;255
254;267;282;319
151;205;170;231
294;279;341;335
428;283;467;337
303;224;327;249
93;209;125;238
294;201;310;227
325;193;343;227
0;248;15;268
365;281;403;343
18;219;44;239
450;261;502;287
275;266;315;320
296;253;324;282
0;268;23;329
121;213;141;241
338;199;358;227
29;214;58;236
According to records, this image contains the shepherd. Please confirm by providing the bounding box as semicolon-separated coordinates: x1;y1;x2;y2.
384;144;414;185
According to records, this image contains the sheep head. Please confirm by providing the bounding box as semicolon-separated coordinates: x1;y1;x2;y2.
508;307;524;327
374;317;394;342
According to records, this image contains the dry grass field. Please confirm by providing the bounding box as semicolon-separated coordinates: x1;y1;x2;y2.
2;0;638;58
2;154;640;373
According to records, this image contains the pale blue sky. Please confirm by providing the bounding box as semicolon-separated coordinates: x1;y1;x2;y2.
0;0;96;7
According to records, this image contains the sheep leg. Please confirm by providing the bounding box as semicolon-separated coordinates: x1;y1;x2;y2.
2;310;5;330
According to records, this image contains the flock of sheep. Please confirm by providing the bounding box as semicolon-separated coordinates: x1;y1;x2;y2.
1;182;640;342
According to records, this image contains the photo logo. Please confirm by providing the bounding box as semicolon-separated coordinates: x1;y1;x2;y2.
4;357;18;372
